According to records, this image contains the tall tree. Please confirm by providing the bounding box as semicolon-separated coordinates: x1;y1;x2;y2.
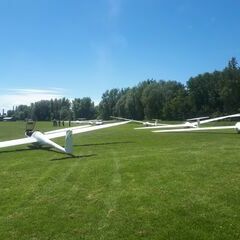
32;101;51;121
72;97;95;119
220;57;240;113
13;105;31;120
99;89;122;119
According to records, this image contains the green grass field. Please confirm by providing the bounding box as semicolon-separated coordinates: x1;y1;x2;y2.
0;121;240;239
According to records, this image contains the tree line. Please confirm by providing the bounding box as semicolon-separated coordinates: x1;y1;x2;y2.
7;97;96;121
99;58;240;120
7;57;240;121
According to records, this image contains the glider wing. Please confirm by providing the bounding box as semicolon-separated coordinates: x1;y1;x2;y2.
0;137;37;148
200;113;240;124
153;125;236;133
45;121;131;139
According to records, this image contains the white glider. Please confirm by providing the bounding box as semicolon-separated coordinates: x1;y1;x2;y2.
111;116;168;126
152;122;240;133
0;121;130;154
70;119;107;125
135;113;240;130
186;116;209;121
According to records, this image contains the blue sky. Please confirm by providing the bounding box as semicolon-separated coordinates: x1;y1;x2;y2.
0;0;240;110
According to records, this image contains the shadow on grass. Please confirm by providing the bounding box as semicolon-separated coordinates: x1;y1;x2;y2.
50;154;97;161
0;141;134;155
74;141;134;147
0;145;53;155
0;144;97;162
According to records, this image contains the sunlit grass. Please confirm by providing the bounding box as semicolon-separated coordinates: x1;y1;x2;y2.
0;121;239;239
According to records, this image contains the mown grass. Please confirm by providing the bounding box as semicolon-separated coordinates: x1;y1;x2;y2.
0;121;239;239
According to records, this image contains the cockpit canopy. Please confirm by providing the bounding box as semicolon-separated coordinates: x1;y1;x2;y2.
25;120;36;136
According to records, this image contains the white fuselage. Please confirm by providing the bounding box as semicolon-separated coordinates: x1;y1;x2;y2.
30;131;66;153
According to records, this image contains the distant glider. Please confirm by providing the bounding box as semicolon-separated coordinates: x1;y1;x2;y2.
0;120;130;155
135;113;240;130
152;123;240;134
111;116;169;127
71;119;104;125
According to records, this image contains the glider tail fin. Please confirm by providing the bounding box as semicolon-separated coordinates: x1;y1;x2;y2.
65;130;73;154
197;119;200;127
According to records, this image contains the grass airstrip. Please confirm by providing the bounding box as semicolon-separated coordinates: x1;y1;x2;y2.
0;121;239;239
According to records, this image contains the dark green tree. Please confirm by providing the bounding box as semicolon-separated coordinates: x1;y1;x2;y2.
72;97;95;119
99;89;123;119
220;57;240;113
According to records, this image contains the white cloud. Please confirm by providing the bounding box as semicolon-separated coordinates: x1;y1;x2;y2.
0;88;65;111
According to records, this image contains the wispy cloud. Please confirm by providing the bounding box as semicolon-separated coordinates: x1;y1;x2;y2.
0;88;65;111
108;0;121;18
88;0;127;85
